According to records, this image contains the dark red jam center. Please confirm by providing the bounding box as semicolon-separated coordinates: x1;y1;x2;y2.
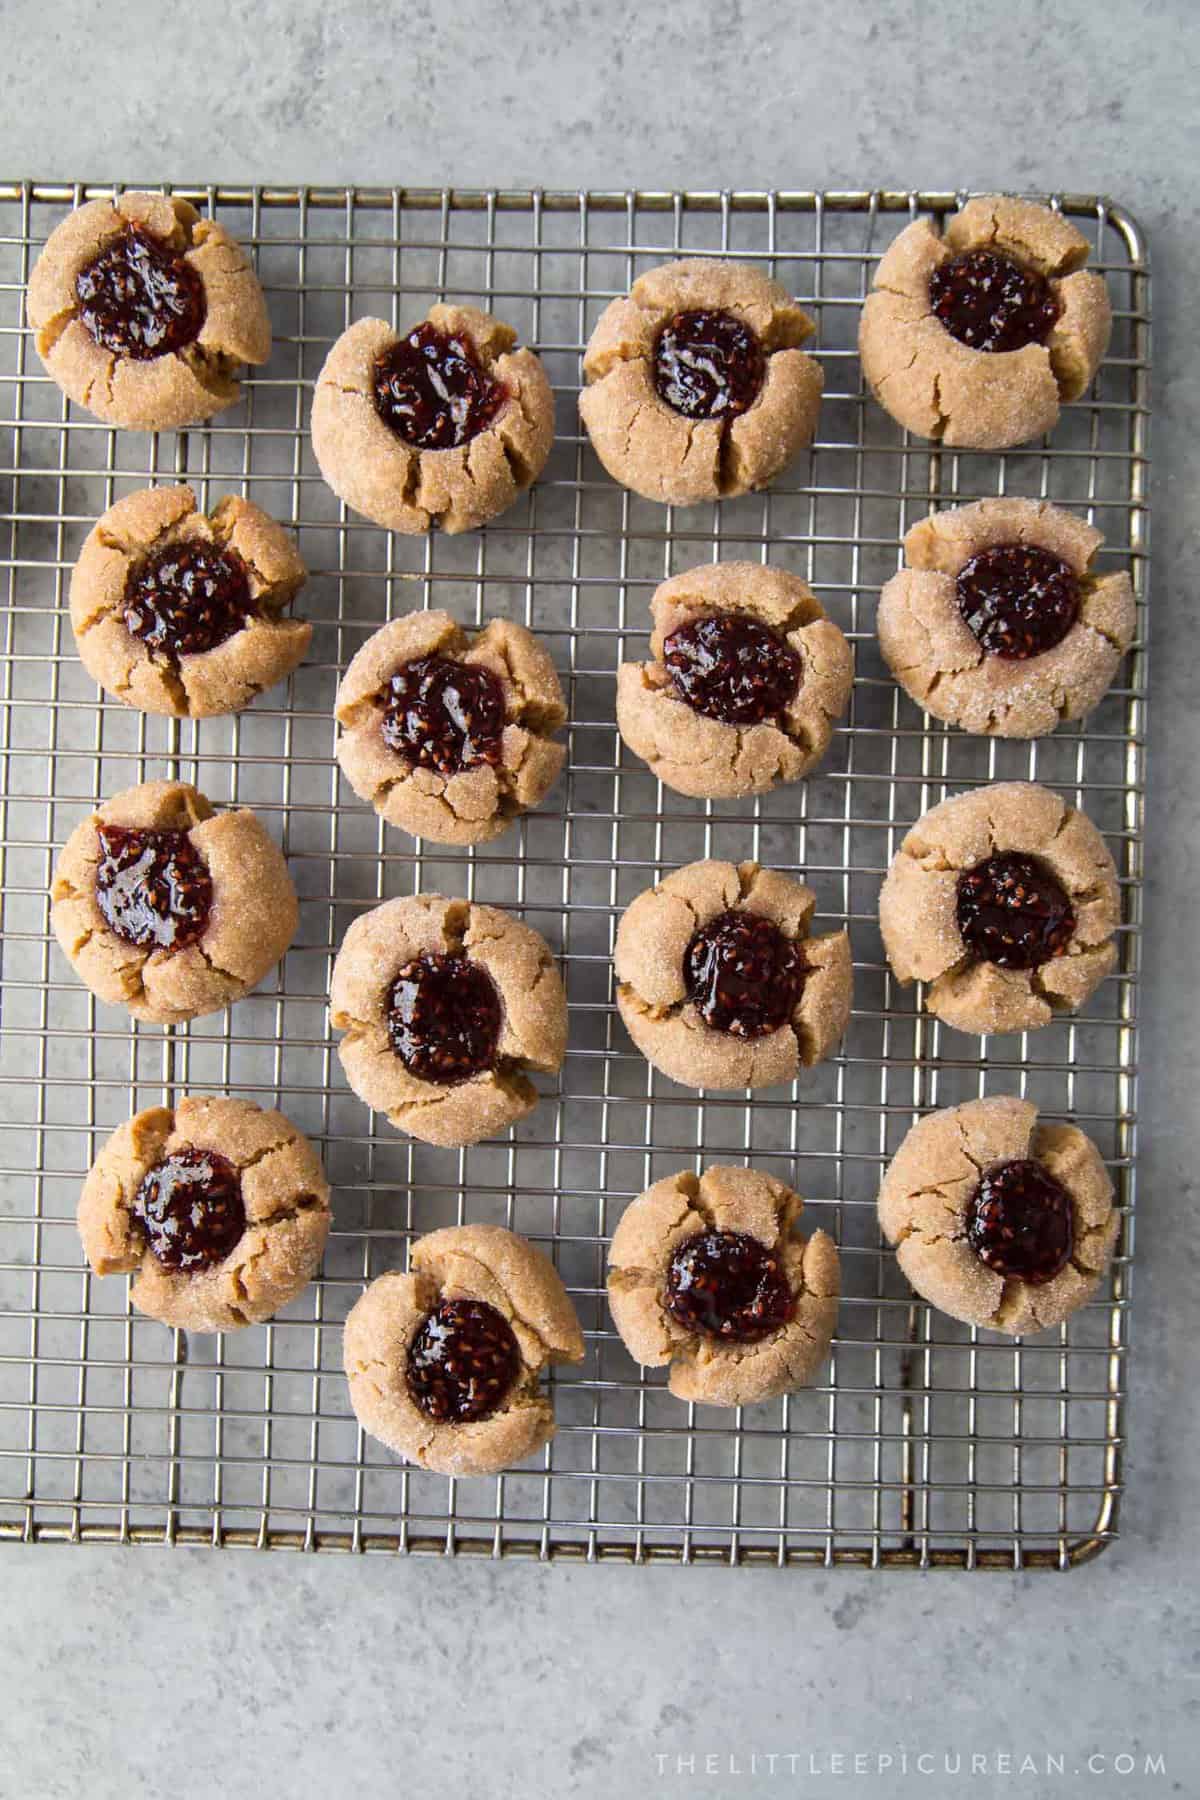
95;824;213;952
406;1297;521;1422
75;225;206;361
134;1148;245;1273
652;309;765;421
387;953;503;1085
665;1229;795;1342
124;539;255;661
929;248;1060;354
684;910;805;1040
966;1158;1074;1285
663;614;802;725
956;543;1079;661
372;323;507;450
955;852;1075;971
380;654;506;777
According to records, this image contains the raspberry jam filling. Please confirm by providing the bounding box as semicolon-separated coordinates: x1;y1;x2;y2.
406;1297;521;1422
652;309;765;420
380;654;506;776
124;539;255;661
684;910;805;1039
663;614;802;725
373;323;507;450
929;248;1061;354
665;1229;795;1342
955;852;1075;971
95;824;213;951
134;1148;245;1273
75;225;206;361
956;543;1079;661
966;1158;1074;1285
387;953;503;1085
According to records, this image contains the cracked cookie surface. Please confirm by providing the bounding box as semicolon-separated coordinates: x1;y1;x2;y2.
50;779;298;1025
607;1165;839;1405
344;1223;584;1476
330;894;567;1147
877;1095;1117;1334
614;859;852;1090
617;561;853;797
878;781;1120;1035
311;304;554;534
78;1095;330;1332
335;609;566;845
859;196;1111;449
877;498;1135;738
70;484;309;718
26;191;271;431
579;258;822;505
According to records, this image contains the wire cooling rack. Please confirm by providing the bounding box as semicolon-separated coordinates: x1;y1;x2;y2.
0;186;1149;1568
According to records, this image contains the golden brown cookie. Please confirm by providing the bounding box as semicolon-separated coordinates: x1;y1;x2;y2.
78;1096;330;1332
330;894;567;1148
878;781;1120;1036
334;610;566;845
70;484;309;718
877;498;1135;738
579;258;822;505
344;1224;584;1477
878;1096;1118;1335
614;860;852;1090
607;1165;839;1406
50;780;298;1025
311;305;554;534
859;196;1111;449
26;191;271;430
616;561;853;798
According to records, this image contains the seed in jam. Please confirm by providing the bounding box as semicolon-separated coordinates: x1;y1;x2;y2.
665;1229;795;1342
928;248;1061;354
95;824;213;951
372;323;507;450
75;225;206;361
124;539;255;661
387;953;503;1085
405;1297;521;1422
652;309;766;421
380;654;506;776
955;852;1075;971
663;613;803;725
956;543;1079;661
966;1157;1074;1285
134;1148;245;1273
684;910;805;1039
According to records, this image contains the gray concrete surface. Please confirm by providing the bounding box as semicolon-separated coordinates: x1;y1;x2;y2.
1;1;1197;1796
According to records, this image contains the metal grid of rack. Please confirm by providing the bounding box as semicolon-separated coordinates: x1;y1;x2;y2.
0;186;1149;1566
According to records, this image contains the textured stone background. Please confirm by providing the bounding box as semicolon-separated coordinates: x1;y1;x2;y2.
1;2;1197;1796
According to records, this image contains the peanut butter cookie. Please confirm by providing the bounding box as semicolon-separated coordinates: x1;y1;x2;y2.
614;860;852;1090
616;561;853;798
334;609;566;845
579;258;822;505
330;894;567;1148
608;1165;839;1406
859;197;1111;448
51;780;298;1025
878;1096;1118;1335
877;498;1135;737
70;484;309;718
78;1096;330;1332
878;781;1120;1036
26;191;271;430
311;305;554;534
344;1224;584;1477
